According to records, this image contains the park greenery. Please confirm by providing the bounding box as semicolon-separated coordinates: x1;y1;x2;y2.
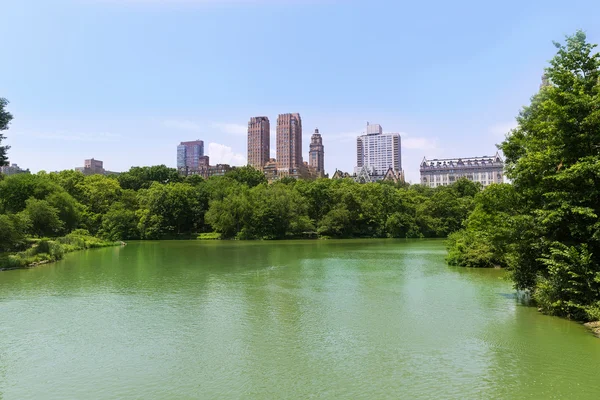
447;31;600;322
2;31;600;325
0;165;481;251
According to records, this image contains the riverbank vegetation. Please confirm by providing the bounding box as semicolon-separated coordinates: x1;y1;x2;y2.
0;230;119;270
447;31;600;323
0;165;480;244
0;163;480;268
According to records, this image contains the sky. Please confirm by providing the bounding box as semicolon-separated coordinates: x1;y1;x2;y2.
2;0;600;182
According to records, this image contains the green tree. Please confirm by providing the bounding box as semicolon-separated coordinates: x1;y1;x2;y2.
0;213;29;251
463;31;600;321
100;203;140;241
0;97;13;166
317;205;352;238
225;166;267;188
48;170;85;200
137;182;204;238
118;165;182;191
22;198;64;237
47;191;82;233
205;187;252;239
0;173;64;213
446;184;519;268
248;184;313;239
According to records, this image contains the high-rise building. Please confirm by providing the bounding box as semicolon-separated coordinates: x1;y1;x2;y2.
356;123;402;176
247;116;271;170
309;128;325;177
177;140;205;172
276;113;303;174
420;153;504;188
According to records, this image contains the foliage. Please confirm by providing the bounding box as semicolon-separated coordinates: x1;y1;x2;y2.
0;97;13;166
22;198;64;237
0;213;29;252
100;203;140;241
197;232;222;240
0;164;480;244
0;231;119;270
447;31;600;322
117;165;182;191
225;165;267;188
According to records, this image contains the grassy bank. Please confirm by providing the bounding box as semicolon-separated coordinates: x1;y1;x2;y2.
0;230;121;271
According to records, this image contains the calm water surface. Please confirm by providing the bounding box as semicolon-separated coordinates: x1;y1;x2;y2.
1;240;600;399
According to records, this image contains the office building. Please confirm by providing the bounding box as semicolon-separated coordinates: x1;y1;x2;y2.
247;116;271;170
177;140;205;172
309;128;325;177
355;123;402;177
276;113;303;175
420;152;504;188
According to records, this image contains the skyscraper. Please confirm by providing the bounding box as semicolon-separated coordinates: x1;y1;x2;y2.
247;116;270;170
177;140;205;172
309;128;324;176
276;113;303;174
356;123;401;175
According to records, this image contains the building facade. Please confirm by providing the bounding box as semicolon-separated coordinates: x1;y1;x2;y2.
276;113;303;176
247;116;270;171
179;155;210;177
76;158;105;175
177;140;205;172
181;159;233;179
309;128;325;177
331;166;404;184
0;163;29;176
356;123;402;176
420;152;504;188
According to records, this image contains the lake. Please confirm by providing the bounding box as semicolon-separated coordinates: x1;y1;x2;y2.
1;239;599;399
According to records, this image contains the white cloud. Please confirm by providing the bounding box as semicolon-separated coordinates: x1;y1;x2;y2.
27;131;121;142
163;119;202;132
212;122;247;136
489;122;518;138
208;143;246;166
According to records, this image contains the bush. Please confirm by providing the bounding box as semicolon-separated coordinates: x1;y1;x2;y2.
446;231;496;268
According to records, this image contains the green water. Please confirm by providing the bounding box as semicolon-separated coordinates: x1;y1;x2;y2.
1;240;599;399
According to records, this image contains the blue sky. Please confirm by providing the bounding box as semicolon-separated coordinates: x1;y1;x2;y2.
2;0;599;182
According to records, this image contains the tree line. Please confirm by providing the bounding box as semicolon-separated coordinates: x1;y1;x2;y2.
0;164;482;251
447;31;600;323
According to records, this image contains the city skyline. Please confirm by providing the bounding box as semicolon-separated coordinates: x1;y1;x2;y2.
3;1;600;182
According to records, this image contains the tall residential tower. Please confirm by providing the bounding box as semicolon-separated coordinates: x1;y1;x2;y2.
276;113;303;174
309;128;324;177
356;123;401;176
247;116;271;170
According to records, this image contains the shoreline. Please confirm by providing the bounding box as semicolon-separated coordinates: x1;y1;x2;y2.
584;321;600;338
0;235;123;272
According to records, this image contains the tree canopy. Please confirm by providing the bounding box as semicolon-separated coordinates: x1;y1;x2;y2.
447;31;600;322
0;162;482;249
0;97;13;166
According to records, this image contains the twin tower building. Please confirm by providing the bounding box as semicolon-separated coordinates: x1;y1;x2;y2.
248;113;325;180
